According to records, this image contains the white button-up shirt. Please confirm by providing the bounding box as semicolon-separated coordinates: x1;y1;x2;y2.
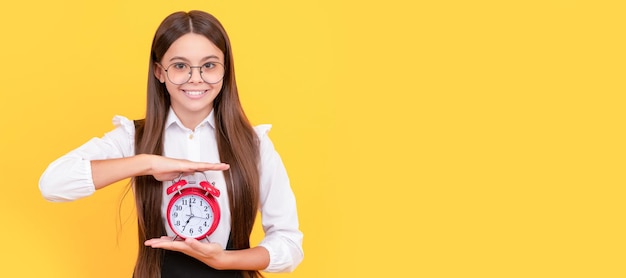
39;108;303;272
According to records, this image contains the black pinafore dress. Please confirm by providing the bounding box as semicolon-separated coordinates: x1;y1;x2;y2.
161;238;242;278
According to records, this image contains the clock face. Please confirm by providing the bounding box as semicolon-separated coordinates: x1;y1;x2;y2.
167;188;220;240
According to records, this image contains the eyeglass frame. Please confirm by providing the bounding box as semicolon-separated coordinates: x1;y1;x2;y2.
156;61;226;85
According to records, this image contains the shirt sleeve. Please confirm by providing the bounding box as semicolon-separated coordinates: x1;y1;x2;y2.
39;116;135;202
254;125;304;273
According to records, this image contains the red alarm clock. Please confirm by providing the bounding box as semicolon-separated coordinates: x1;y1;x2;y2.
166;173;221;240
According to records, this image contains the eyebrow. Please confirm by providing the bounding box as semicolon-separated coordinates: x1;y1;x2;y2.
168;55;221;63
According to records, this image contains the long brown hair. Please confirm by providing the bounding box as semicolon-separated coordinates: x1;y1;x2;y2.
132;10;261;278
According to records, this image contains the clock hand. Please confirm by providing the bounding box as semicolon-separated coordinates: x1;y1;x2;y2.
181;216;193;232
185;214;211;220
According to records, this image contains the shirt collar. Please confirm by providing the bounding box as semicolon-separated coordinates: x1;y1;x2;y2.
165;107;216;130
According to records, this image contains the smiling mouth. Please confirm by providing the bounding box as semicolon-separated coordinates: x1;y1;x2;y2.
183;90;207;96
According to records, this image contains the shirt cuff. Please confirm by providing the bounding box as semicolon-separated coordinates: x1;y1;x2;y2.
258;236;303;273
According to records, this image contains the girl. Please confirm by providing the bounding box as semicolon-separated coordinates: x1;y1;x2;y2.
39;10;303;278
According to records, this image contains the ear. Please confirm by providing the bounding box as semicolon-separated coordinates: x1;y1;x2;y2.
154;63;166;83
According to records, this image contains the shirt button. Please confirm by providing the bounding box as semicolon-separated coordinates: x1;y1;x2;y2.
189;134;194;139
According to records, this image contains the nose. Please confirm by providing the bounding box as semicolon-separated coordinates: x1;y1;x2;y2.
188;66;204;83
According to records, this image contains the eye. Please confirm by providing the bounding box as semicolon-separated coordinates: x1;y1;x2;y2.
202;63;216;70
171;63;189;71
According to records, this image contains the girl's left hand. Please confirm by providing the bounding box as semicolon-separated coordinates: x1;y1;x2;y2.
145;236;225;267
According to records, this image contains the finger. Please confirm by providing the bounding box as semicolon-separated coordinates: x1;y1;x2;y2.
146;238;189;252
144;236;174;245
190;162;230;171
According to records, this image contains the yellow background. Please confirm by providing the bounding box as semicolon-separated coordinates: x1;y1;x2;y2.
1;0;625;277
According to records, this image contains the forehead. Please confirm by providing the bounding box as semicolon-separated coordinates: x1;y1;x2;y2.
162;33;224;62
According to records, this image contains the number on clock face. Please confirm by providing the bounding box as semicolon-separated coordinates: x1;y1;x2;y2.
169;194;216;239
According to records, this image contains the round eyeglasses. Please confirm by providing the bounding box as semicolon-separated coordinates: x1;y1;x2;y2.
159;62;225;85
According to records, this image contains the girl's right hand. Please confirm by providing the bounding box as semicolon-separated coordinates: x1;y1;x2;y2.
147;154;230;181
